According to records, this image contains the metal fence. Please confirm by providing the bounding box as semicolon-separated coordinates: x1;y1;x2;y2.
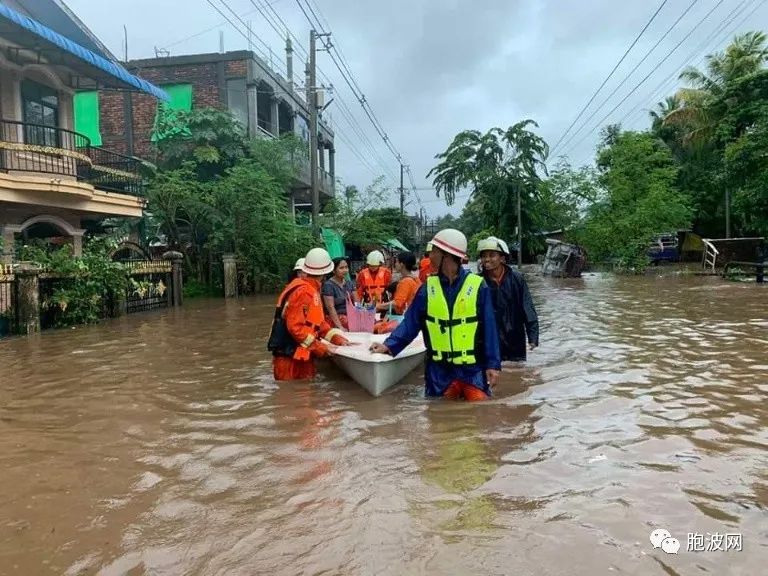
124;260;172;313
0;265;16;337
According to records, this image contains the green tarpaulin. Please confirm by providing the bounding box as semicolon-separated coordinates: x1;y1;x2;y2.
386;238;409;251
73;91;102;146
322;228;345;259
151;83;193;142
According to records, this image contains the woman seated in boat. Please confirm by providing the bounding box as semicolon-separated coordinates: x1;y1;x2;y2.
373;251;421;334
268;248;353;381
322;257;357;331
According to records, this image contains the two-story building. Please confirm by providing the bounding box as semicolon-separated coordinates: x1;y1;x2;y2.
0;0;167;264
93;48;336;222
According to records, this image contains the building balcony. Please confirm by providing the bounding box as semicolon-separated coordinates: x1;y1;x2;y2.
0;118;148;196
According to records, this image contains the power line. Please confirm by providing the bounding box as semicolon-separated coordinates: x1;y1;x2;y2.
203;0;286;75
561;0;727;159
245;0;401;187
294;0;407;165
550;0;670;155
163;0;285;50
555;0;702;157
618;0;759;132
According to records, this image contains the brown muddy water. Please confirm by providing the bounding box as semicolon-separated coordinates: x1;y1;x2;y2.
1;273;766;575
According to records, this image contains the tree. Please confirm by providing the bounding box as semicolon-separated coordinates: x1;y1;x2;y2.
574;130;691;271
665;32;768;148
145;107;310;292
154;108;249;179
428;120;549;262
320;177;404;246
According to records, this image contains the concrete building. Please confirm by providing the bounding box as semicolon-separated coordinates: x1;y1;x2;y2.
96;49;336;220
0;0;166;264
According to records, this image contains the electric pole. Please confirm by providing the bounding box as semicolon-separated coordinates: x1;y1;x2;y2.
309;29;319;235
399;164;405;218
725;188;731;239
517;186;523;268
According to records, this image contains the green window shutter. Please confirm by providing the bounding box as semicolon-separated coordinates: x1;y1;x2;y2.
73;91;102;146
151;83;193;142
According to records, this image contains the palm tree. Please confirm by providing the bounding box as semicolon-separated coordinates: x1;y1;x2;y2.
664;32;768;146
428;120;548;265
649;95;682;131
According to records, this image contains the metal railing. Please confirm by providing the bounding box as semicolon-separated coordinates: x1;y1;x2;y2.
702;238;719;272
79;146;146;195
0;118;146;196
0;119;91;178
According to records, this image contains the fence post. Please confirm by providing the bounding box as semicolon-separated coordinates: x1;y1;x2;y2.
223;254;238;298
14;263;41;334
163;251;184;307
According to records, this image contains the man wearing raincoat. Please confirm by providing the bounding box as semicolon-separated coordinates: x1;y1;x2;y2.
477;236;539;361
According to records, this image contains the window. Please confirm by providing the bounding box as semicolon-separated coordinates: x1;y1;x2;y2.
21;79;59;147
73;91;102;146
226;78;248;131
151;83;193;142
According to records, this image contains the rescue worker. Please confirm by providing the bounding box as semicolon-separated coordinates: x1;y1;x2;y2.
478;236;539;362
418;244;434;283
288;257;307;281
356;250;392;305
373;251;421;334
370;229;501;401
268;248;352;380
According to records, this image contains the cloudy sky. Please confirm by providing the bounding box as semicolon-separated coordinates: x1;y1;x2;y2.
67;0;768;217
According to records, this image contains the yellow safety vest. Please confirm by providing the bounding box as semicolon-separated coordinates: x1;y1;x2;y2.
425;274;483;364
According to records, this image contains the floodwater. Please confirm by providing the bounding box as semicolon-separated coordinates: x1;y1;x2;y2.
1;273;766;575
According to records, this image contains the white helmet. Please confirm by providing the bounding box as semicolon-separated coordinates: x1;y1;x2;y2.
366;250;385;266
477;236;510;255
430;228;467;259
293;258;306;271
302;248;334;275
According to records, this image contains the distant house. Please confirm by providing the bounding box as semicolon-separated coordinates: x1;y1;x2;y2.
94;49;336;221
0;0;166;263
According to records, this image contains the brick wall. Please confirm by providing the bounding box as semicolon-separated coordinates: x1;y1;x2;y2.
99;57;248;161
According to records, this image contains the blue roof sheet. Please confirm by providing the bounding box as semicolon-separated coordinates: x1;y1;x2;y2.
0;3;168;101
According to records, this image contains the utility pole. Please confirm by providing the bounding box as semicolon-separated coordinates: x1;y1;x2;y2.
517;186;523;268
309;29;319;235
399;164;405;218
725;188;731;239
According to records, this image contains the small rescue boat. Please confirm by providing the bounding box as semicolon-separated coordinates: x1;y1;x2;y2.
331;331;426;396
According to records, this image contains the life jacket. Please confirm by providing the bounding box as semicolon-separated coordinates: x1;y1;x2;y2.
358;267;390;303
425;274;483;365
418;258;432;283
267;279;325;358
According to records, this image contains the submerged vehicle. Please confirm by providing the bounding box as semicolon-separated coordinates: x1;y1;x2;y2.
648;233;679;263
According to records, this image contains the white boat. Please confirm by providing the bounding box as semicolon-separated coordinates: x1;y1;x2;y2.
331;332;426;396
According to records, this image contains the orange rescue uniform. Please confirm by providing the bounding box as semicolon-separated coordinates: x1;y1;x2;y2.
373;275;421;334
356;266;392;304
270;277;347;380
418;257;433;283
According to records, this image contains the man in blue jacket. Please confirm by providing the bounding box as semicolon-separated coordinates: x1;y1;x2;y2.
478;236;539;361
370;229;501;400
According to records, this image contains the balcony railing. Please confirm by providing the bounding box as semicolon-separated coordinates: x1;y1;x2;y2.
0;119;146;196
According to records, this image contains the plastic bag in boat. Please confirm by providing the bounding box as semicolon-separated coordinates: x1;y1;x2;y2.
345;294;376;332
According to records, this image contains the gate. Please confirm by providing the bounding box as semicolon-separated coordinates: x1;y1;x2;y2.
124;260;172;313
0;265;16;336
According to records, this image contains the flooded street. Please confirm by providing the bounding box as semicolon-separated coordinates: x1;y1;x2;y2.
1;273;766;575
